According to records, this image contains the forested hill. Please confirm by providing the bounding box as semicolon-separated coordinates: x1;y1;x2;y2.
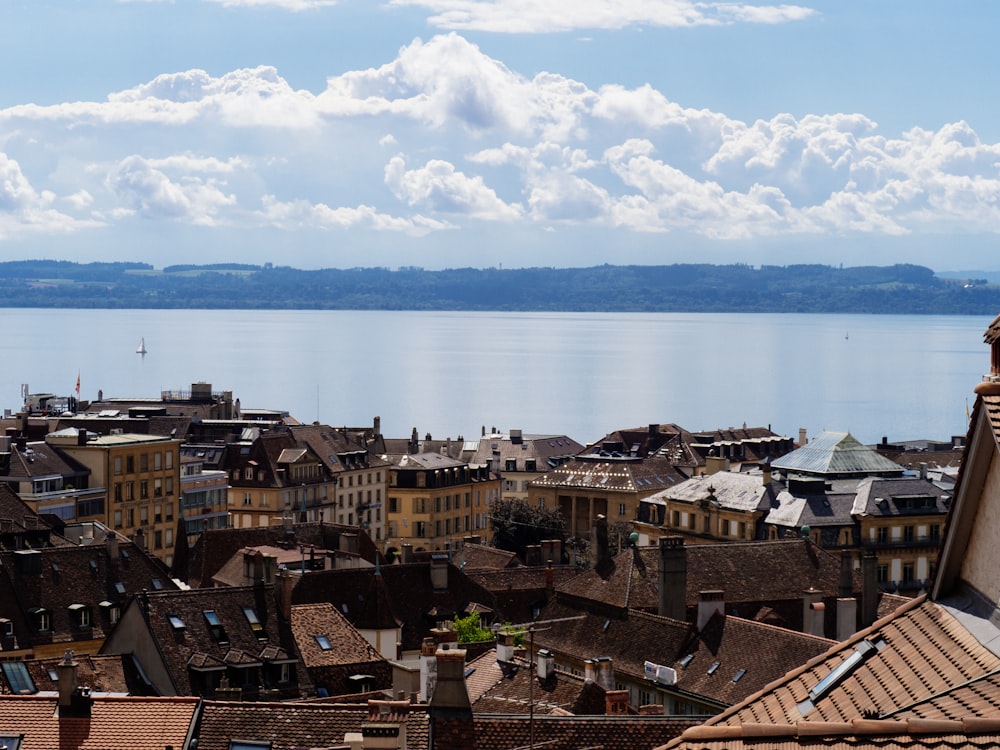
1;260;998;314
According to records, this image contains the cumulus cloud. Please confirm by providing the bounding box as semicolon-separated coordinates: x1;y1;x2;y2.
106;155;237;225
388;0;816;33
257;195;454;234
384;155;523;220
2;31;1000;251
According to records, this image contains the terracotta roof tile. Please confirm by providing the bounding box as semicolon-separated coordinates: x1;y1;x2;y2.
0;694;198;750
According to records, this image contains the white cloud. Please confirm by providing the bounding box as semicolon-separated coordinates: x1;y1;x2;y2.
388;0;817;33
257;195;453;234
106;155;237;225
0;152;101;238
385;155;523;220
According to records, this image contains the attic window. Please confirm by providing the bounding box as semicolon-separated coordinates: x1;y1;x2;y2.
243;607;266;640
0;735;22;750
1;662;35;695
678;654;694;669
168;615;186;632
151;578;164;590
707;661;720;675
50;563;60;573
229;742;272;750
89;559;98;572
315;635;333;651
732;668;747;683
799;637;887;715
121;549;130;560
204;610;229;644
115;581;127;595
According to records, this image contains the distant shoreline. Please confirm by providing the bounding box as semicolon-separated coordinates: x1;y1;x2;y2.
1;260;998;314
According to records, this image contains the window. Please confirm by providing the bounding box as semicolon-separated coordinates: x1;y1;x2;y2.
126;482;134;501
31;609;50;632
244;607;266;639
166;451;174;469
140;480;149;500
904;525;915;543
165;476;174;496
69;604;90;628
204;610;229;643
389;497;398;513
315;635;332;650
114;456;123;476
876;527;888;544
618;503;626;516
168;614;186;631
114;483;123;502
154;479;163;498
140;453;149;472
1;662;36;695
126;456;135;473
877;564;889;583
903;562;915;582
930;524;941;541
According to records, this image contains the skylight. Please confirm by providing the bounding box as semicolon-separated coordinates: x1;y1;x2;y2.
707;661;720;675
315;635;332;651
1;662;35;695
168;615;186;631
798;637;887;715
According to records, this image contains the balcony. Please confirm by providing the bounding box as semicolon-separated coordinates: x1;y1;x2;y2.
862;535;941;550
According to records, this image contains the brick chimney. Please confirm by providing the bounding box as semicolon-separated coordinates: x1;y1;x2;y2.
605;689;630;715
697;590;724;631
430;554;449;590
861;551;879;627
429;646;474;750
274;567;295;622
362;700;410;750
658;536;687;621
57;650;93;718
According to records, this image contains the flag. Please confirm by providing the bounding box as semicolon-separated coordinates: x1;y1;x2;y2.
75;371;80;397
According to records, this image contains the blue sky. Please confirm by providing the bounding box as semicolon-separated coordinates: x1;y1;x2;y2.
2;1;998;271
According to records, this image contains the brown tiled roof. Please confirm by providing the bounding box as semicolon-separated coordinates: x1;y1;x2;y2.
12;653;143;696
675;596;1000;737
195;699;431;750
0;540;174;648
889;671;1000;721
662;715;1000;749
187;520;381;588
466;650;591;715
122;584;295;696
530;454;689;493
460;543;522;570
290;603;385;668
532;601;832;708
473;713;697;750
289;423;391;473
0;694;199;749
291;562;499;651
557;540;851;621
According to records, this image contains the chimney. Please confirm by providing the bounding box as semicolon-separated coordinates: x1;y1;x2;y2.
536;648;555;679
605;689;630;715
861;551;879;627
58;650;77;706
639;704;665;716
496;631;516;663
545;561;554;600
760;459;772;486
697;590;725;631
401;544;414;564
524;544;542;566
648;424;659;438
798;428;808;447
510;428;522;444
409;428;419;454
105;532;119;563
362;700;410;750
839;549;854;599
541;539;561;565
57;650;93;717
837;597;858;640
658;537;687;621
274;567;295;622
373;416;381;437
429;646;474;750
803;588;825;637
253;575;269;626
920;462;928;480
592;514;610;569
134;527;146;551
704;455;728;475
420;638;438;701
430;554;448;590
595;656;614;690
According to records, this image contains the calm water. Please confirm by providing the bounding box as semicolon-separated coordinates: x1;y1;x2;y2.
0;309;992;446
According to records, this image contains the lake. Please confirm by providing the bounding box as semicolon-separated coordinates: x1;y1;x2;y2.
0;309;992;446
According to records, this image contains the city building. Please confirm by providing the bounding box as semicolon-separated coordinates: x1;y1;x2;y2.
382;446;500;555
46;429;183;565
468;428;583;502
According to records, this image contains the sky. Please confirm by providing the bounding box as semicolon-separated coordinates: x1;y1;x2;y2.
1;1;999;272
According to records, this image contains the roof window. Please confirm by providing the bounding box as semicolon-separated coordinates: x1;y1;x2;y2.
315;635;333;651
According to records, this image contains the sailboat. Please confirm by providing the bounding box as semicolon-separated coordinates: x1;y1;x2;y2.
136;337;148;355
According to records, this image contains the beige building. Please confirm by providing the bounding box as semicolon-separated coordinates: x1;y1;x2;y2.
47;429;182;564
468;428;583;502
383;451;500;555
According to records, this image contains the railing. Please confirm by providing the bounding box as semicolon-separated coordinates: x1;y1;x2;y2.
862;536;941;550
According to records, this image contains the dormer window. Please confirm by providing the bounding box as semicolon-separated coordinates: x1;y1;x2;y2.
68;603;91;628
29;608;49;632
0;618;12;637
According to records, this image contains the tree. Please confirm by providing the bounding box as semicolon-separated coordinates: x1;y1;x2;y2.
489;498;566;557
453;612;494;644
